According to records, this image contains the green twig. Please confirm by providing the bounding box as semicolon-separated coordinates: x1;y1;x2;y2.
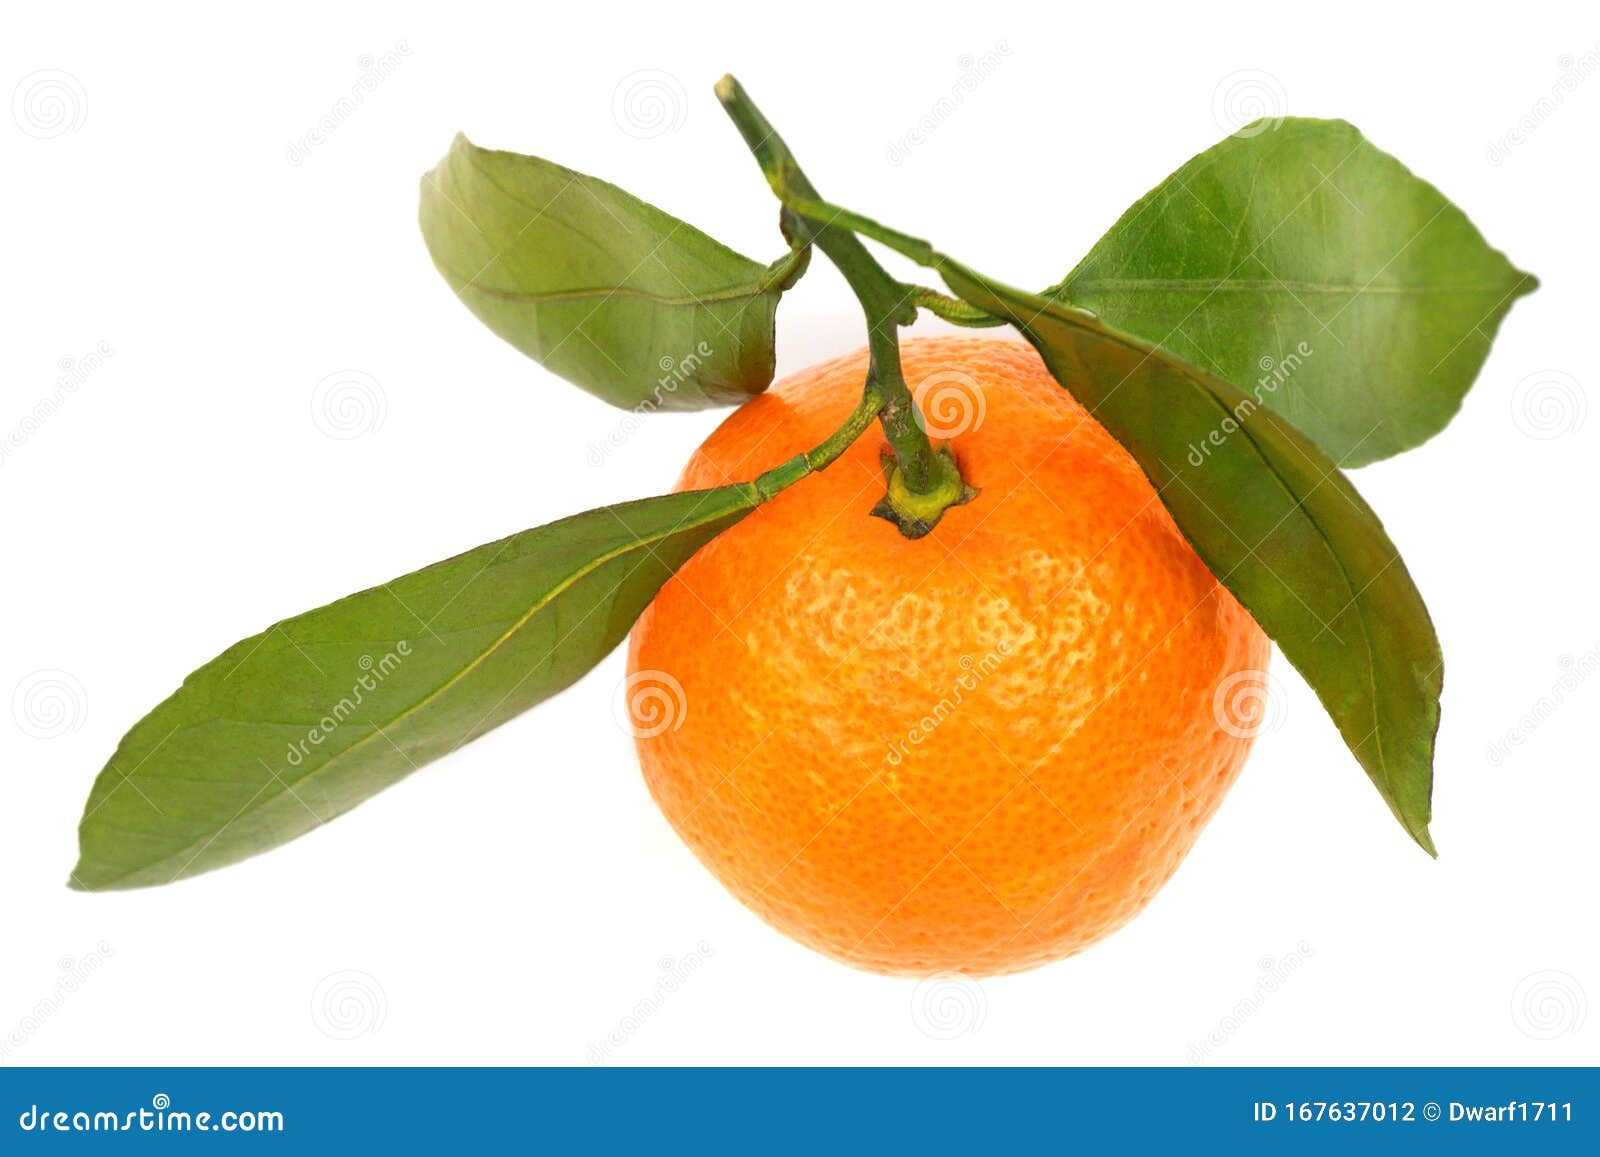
715;75;941;496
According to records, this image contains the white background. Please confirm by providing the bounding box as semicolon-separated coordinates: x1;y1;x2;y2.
3;1;1596;1066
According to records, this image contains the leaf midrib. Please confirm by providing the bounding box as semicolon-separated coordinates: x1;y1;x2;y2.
437;263;780;308
1062;278;1517;296
1186;374;1398;818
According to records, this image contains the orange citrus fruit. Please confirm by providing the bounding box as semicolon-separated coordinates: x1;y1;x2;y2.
627;335;1270;976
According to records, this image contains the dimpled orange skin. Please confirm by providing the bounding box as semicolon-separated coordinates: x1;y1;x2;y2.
627;336;1269;977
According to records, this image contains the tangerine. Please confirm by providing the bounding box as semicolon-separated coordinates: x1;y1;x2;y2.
627;336;1269;976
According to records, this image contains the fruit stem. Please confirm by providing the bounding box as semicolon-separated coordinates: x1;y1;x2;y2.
715;74;952;502
752;383;885;500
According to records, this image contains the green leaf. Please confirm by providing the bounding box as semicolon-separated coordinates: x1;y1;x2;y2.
1049;118;1536;466
71;487;760;891
939;257;1441;852
419;133;805;411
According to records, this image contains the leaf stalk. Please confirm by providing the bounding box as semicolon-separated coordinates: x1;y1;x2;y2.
753;384;885;499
